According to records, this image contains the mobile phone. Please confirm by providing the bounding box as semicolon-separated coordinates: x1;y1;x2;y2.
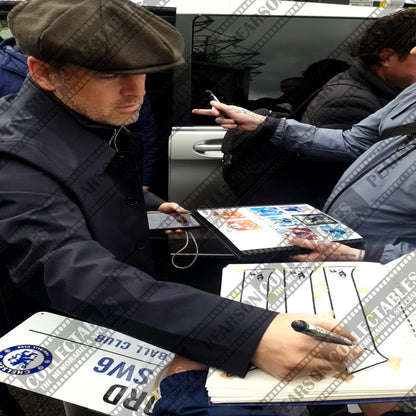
147;211;201;231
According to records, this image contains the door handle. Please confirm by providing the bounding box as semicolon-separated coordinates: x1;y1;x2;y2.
193;139;223;157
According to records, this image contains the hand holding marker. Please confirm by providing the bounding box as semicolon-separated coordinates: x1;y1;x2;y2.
205;89;228;121
291;320;356;346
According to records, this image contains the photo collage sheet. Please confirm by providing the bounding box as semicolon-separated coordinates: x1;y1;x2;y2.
196;204;362;252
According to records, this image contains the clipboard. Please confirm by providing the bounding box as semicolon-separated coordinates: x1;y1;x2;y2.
193;204;363;261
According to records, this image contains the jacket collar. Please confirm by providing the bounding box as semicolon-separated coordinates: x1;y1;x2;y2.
9;78;145;175
380;81;416;138
4;77;118;177
13;77;138;145
21;77;124;141
35;81;139;151
350;59;401;100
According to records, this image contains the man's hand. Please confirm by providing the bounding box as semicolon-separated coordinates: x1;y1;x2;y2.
359;402;405;416
192;101;266;131
289;238;364;262
158;202;189;234
166;355;208;377
158;202;188;215
252;313;362;381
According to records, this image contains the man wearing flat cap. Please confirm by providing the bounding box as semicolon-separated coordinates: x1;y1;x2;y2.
0;1;359;415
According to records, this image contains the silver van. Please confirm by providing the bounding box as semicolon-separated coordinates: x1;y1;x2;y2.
141;0;404;208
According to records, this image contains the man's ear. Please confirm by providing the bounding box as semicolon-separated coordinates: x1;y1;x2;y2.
27;56;56;91
378;48;395;65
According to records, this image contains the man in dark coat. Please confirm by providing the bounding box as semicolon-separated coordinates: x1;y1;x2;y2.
0;1;357;415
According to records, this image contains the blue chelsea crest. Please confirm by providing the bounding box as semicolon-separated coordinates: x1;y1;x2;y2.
0;345;53;375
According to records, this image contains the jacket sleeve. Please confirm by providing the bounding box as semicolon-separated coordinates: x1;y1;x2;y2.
0;156;276;377
363;242;416;264
362;244;385;263
270;105;387;162
379;242;416;265
143;189;164;210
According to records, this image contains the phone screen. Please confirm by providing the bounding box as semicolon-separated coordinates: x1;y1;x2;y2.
147;211;201;230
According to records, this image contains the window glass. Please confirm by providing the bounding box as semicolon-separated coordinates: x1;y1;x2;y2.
191;14;374;125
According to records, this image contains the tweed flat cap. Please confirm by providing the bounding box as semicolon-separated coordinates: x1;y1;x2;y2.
8;0;184;74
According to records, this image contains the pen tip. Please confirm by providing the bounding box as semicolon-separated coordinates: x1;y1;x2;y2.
291;320;307;331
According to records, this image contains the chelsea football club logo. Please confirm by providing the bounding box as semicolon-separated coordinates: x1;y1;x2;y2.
0;345;53;375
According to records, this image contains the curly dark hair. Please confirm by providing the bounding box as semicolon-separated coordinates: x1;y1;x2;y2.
351;9;416;67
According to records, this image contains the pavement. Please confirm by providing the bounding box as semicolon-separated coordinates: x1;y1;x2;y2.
1;385;65;416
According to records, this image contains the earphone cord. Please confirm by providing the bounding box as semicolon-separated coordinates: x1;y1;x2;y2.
108;126;123;151
171;231;199;269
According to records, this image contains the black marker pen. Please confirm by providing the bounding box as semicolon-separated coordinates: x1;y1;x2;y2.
205;89;220;103
291;320;356;346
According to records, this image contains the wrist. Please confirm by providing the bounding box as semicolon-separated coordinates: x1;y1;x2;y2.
258;116;280;137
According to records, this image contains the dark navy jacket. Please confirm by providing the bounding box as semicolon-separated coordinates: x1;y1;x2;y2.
0;38;28;96
131;94;158;187
0;78;275;376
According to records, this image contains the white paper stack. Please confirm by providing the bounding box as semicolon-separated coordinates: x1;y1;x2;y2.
207;256;416;405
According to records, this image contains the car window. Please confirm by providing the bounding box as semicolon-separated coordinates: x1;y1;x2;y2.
190;14;375;125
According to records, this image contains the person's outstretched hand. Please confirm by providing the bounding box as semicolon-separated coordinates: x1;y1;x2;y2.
193;101;266;131
288;238;364;262
158;202;188;215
